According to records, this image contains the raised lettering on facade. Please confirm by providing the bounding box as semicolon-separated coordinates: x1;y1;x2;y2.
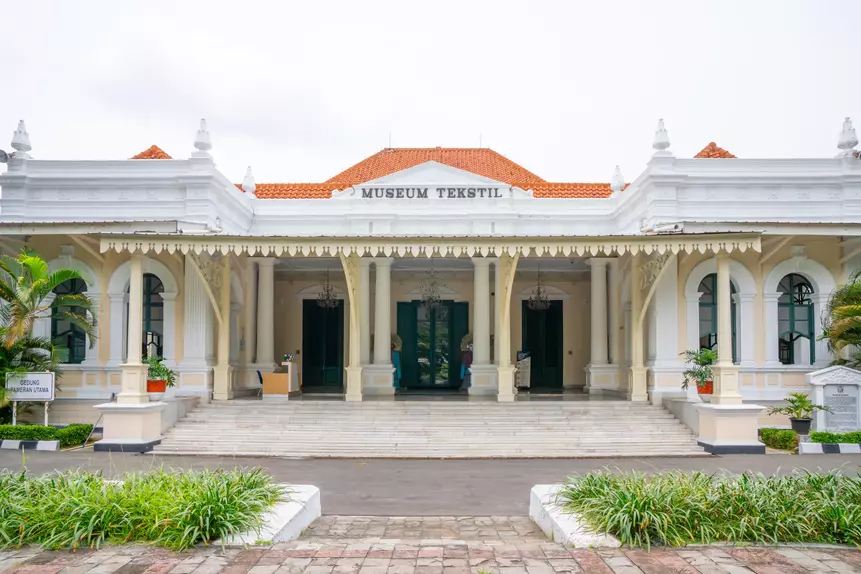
359;187;504;199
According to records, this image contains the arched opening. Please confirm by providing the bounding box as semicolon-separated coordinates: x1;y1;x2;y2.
127;273;165;358
697;273;737;363
778;273;815;365
51;278;88;364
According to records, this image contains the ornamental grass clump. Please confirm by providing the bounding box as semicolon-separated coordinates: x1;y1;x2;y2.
0;467;285;551
557;469;861;548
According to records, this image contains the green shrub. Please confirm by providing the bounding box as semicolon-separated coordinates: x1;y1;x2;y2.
54;424;93;447
810;431;861;444
0;467;286;551
0;425;57;441
760;427;797;450
557;469;861;548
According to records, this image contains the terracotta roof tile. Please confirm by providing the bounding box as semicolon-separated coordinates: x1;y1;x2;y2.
694;142;736;159
528;183;618;198
244;183;334;200
131;145;172;160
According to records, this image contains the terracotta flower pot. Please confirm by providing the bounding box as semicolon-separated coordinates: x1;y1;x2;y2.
698;380;713;395
147;379;166;401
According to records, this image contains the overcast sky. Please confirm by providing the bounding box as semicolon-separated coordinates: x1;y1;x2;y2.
1;1;859;185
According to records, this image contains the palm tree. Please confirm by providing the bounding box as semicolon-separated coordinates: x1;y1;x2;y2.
822;270;861;369
0;249;97;349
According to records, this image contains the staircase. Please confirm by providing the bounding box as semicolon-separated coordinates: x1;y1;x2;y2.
151;400;708;458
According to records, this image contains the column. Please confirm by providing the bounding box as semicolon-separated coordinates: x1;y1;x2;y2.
495;253;518;401
608;260;622;366
256;258;276;369
341;254;364;401
763;292;782;366
107;294;125;366
373;258;392;365
117;254;147;404
360;259;371;365
494;259;502;364
735;293;756;367
472;258;491;364
627;253;648;401
588;259;609;365
470;257;497;396
213;257;233;400
160;292;177;365
243;260;258;365
711;252;742;404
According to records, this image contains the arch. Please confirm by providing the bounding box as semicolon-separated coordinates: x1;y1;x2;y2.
37;255;102;365
684;257;756;366
763;256;837;367
106;256;179;365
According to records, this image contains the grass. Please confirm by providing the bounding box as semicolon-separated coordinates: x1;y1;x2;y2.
557;469;861;548
0;467;286;551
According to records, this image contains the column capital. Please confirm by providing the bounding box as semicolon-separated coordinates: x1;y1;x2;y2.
586;257;612;267
374;257;393;268
160;291;179;302
715;250;731;261
359;257;373;268
471;257;492;268
254;257;276;267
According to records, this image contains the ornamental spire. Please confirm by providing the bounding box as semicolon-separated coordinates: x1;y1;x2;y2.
11;120;32;159
241;166;256;196
838;117;858;157
652;118;671;157
610;165;624;196
192;118;212;158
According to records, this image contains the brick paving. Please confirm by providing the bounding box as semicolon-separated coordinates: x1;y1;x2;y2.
2;516;861;573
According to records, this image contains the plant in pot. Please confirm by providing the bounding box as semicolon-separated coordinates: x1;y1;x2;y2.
681;348;717;395
767;392;832;435
144;356;176;401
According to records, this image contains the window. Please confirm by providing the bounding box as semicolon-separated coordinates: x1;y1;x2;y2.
697;273;737;363
128;273;164;358
778;273;814;365
51;278;88;364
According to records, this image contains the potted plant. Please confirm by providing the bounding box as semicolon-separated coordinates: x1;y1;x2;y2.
681;348;718;395
767;392;833;435
144;356;176;401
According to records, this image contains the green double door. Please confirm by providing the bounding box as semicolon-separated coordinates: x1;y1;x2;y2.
522;300;563;390
397;301;469;390
302;299;344;391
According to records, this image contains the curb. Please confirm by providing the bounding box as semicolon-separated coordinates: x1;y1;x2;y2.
222;484;321;546
798;442;861;454
0;440;60;451
529;484;621;548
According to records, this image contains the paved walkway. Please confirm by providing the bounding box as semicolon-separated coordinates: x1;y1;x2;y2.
3;516;861;573
2;451;859;515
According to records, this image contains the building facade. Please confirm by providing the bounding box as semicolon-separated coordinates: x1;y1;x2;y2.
1;118;860;453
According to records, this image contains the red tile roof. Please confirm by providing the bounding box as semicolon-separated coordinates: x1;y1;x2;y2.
131;145;172;160
694;142;736;159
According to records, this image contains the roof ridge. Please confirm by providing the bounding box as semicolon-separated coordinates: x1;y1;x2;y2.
131;145;172;160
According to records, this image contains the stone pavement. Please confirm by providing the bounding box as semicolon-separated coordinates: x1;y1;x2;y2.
3;516;861;573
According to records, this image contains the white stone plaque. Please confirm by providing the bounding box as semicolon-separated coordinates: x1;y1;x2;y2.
823;384;859;432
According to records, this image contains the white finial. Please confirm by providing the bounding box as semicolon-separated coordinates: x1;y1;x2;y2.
838;117;858;157
242;166;256;196
610;165;624;195
192;118;212;158
652;118;671;156
11;120;32;159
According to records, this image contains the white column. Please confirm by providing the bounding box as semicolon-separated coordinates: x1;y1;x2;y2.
628;253;648;401
117;254;147;404
472;258;491;365
735;293;756;367
213;256;233;400
764;292;782;366
360;259;371;365
160;292;177;365
813;293;831;367
182;258;215;369
256;258;276;368
108;294;125;366
373;258;392;365
243;260;258;365
588;259;609;365
608;260;622;365
494;259;501;364
712;252;742;404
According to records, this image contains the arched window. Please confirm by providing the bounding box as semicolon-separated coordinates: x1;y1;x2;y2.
128;273;164;358
778;273;814;365
51;278;88;364
697;273;737;363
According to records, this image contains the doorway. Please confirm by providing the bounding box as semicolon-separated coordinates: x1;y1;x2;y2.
302;299;344;392
397;301;469;390
521;300;564;390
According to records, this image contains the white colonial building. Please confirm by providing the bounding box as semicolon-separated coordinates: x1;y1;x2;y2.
1;118;860;455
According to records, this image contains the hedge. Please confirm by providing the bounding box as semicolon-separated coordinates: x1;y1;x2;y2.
810;431;861;444
0;424;94;447
759;427;797;450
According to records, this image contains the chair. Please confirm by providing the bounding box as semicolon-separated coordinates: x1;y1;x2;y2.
256;370;264;397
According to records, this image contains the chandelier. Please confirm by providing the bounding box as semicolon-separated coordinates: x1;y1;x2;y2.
317;269;340;309
420;267;443;309
527;263;550;311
